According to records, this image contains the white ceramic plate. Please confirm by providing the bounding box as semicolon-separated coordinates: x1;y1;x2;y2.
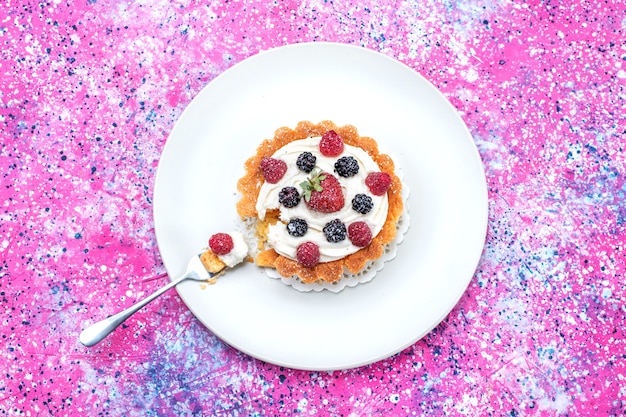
153;42;487;371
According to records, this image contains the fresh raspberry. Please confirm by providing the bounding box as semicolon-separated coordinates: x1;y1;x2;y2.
323;219;347;243
260;157;287;184
334;156;359;177
347;221;372;247
365;172;392;196
208;233;234;255
319;130;344;157
296;241;320;267
351;193;373;214
302;171;345;213
278;186;301;208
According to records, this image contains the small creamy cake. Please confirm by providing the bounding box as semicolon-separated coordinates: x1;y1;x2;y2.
237;121;403;284
200;231;249;274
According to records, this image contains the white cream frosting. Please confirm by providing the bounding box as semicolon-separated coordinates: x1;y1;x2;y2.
216;231;249;267
255;137;389;263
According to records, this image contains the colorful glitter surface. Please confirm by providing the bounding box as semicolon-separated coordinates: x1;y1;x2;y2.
1;0;624;415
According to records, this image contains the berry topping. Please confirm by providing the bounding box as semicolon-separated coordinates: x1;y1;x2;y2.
323;219;347;243
297;241;320;267
300;169;345;213
365;172;392;196
287;218;308;237
334;156;359;177
319;130;344;157
348;221;372;247
296;152;316;173
260;157;287;184
352;193;373;214
278;186;301;208
208;233;234;255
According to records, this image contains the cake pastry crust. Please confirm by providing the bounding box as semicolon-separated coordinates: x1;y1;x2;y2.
199;251;227;274
236;120;403;283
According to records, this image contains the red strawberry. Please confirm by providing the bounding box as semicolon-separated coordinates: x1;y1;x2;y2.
365;172;391;196
260;157;287;184
297;241;320;267
209;233;234;255
319;130;344;157
348;221;372;247
300;170;344;213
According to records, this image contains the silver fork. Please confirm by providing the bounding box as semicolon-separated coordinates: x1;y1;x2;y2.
79;253;222;347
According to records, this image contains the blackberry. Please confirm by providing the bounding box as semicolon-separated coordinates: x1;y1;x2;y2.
278;186;301;208
352;194;373;214
287;218;308;237
334;156;359;177
296;152;316;173
323;219;347;243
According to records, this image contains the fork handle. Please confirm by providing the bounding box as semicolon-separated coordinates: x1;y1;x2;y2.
79;274;188;347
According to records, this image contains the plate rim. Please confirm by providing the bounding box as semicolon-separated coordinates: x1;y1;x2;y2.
152;41;488;370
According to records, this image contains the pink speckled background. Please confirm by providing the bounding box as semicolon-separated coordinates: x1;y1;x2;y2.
1;0;625;415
